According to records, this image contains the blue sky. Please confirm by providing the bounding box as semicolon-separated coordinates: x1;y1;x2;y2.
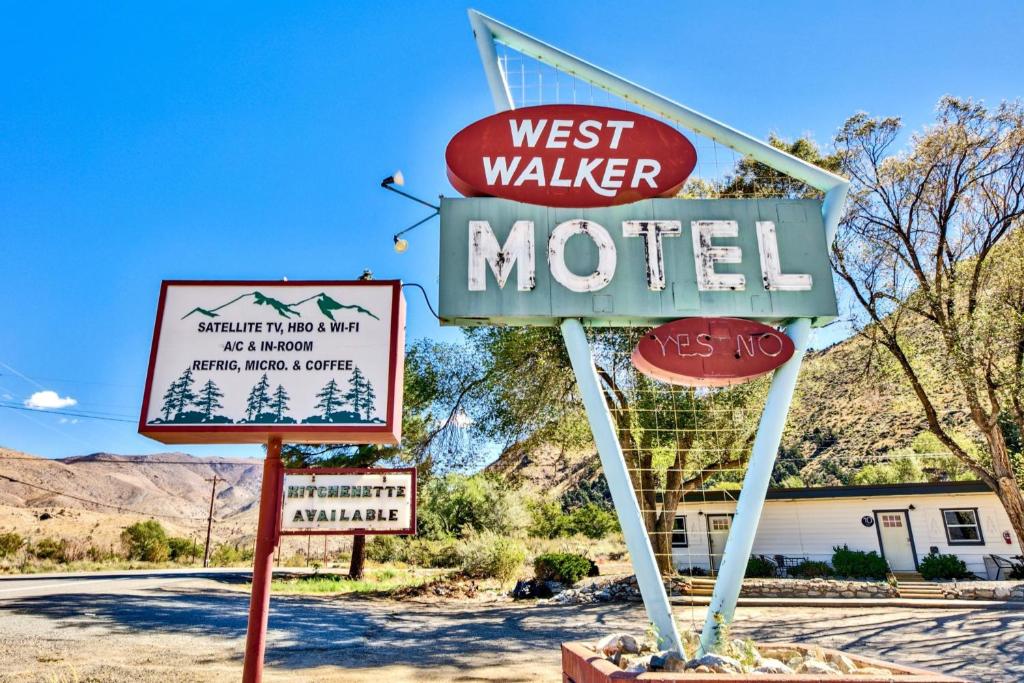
2;1;1022;459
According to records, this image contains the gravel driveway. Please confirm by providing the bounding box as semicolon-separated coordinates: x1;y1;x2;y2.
0;575;1020;682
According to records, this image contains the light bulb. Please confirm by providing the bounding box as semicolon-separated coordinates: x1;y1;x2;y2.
393;237;409;253
392;170;405;186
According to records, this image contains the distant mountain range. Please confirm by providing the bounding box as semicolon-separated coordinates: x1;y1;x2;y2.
0;447;263;542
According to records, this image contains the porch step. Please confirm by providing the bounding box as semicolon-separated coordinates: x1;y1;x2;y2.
895;576;947;599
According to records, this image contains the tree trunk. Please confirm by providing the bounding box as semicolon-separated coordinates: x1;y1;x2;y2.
348;535;366;580
651;511;675;575
982;424;1024;548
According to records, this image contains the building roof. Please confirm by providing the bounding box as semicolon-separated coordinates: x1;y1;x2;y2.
679;480;991;504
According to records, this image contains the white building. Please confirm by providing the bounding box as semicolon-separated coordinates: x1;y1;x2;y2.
671;481;1021;578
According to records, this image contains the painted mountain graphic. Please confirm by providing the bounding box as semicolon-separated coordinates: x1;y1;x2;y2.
182;292;379;321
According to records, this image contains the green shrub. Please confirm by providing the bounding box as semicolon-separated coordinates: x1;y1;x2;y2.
745;556;776;578
404;538;460;568
121;520;170;562
567;504;619;539
210;542;253;565
790;560;833;579
366;535;406;563
456;531;525;582
0;532;23;558
418;474;526;539
527;499;569;539
919;553;972;580
31;537;65;561
167;537;196;562
533;552;594;585
831;545;888;579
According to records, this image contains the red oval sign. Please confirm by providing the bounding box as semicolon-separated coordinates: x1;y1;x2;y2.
632;318;794;387
445;104;697;208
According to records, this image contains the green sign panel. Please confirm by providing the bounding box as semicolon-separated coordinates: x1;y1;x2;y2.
439;197;838;327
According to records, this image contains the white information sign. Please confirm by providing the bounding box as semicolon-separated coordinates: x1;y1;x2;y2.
139;280;405;445
280;469;416;535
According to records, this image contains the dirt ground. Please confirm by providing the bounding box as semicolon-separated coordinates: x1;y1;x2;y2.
0;575;1020;682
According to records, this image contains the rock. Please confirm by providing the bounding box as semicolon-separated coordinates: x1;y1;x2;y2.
619;634;641;654
796;659;840;675
593;590;612;602
541;581;564;597
686;653;744;674
830;652;858;674
753;658;794;674
622;655;652;673
859;666;896;675
758;647;801;662
511;580;536;600
595;634;624;656
657;653;687;673
595;633;640;657
693;665;713;673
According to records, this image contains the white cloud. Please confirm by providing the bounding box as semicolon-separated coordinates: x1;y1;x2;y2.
25;390;77;410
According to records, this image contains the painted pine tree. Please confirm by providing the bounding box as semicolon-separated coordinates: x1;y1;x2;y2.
197;379;224;420
314;379;340;421
271;384;290;422
345;366;376;421
160;377;179;421
245;373;272;421
172;369;197;420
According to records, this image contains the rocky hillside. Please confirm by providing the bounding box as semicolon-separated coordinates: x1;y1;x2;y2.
0;448;262;545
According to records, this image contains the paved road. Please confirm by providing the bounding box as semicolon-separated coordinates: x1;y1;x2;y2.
0;570;1020;682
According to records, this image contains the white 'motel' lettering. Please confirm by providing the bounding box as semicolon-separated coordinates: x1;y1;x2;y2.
466;220;812;295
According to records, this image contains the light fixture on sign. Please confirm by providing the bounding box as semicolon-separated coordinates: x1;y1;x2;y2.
380;171;441;254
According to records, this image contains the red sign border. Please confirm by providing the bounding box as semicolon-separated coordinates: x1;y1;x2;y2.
277;466;417;536
138;280;405;445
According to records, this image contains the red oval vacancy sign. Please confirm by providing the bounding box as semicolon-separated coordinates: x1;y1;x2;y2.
632;318;794;387
446;104;697;208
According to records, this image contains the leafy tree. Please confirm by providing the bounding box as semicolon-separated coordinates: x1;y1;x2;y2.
167;536;196;562
313;378;340;420
831;96;1024;544
345;366;376;420
120;520;170;562
197;379;224;420
271;384;290;421
0;532;23;558
245;374;272;421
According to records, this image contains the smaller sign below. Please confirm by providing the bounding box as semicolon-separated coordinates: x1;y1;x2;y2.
631;317;795;387
280;468;416;536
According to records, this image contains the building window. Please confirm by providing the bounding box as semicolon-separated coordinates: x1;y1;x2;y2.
672;515;688;548
941;508;984;545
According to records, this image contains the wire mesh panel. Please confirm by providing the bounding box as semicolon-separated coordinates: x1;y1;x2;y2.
494;43;813;200
586;330;765;576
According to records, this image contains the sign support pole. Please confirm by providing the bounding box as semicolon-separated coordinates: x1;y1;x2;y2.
561;318;684;655
242;437;284;683
697;318;811;655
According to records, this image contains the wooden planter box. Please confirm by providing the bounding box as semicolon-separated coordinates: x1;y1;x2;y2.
561;642;965;682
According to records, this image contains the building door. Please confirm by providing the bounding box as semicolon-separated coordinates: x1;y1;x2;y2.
875;510;917;571
706;514;732;572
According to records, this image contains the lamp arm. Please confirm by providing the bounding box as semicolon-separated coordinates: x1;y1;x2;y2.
394;210;440;239
382;184;440;211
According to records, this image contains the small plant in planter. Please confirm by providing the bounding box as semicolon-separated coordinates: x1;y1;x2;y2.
919;552;973;580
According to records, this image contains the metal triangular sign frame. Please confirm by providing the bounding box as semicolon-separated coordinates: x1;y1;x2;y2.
465;9;850;657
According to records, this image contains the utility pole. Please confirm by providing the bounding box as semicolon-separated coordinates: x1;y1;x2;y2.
203;475;225;568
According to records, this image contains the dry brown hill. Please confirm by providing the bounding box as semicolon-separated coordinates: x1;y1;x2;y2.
0;447;262;546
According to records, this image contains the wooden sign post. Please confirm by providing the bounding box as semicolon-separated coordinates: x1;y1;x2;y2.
138;280;407;682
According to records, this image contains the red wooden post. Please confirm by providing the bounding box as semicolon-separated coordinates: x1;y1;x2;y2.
242;437;283;683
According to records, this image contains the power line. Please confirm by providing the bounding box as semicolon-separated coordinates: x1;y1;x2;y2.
0;473;220;522
0;402;136;423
